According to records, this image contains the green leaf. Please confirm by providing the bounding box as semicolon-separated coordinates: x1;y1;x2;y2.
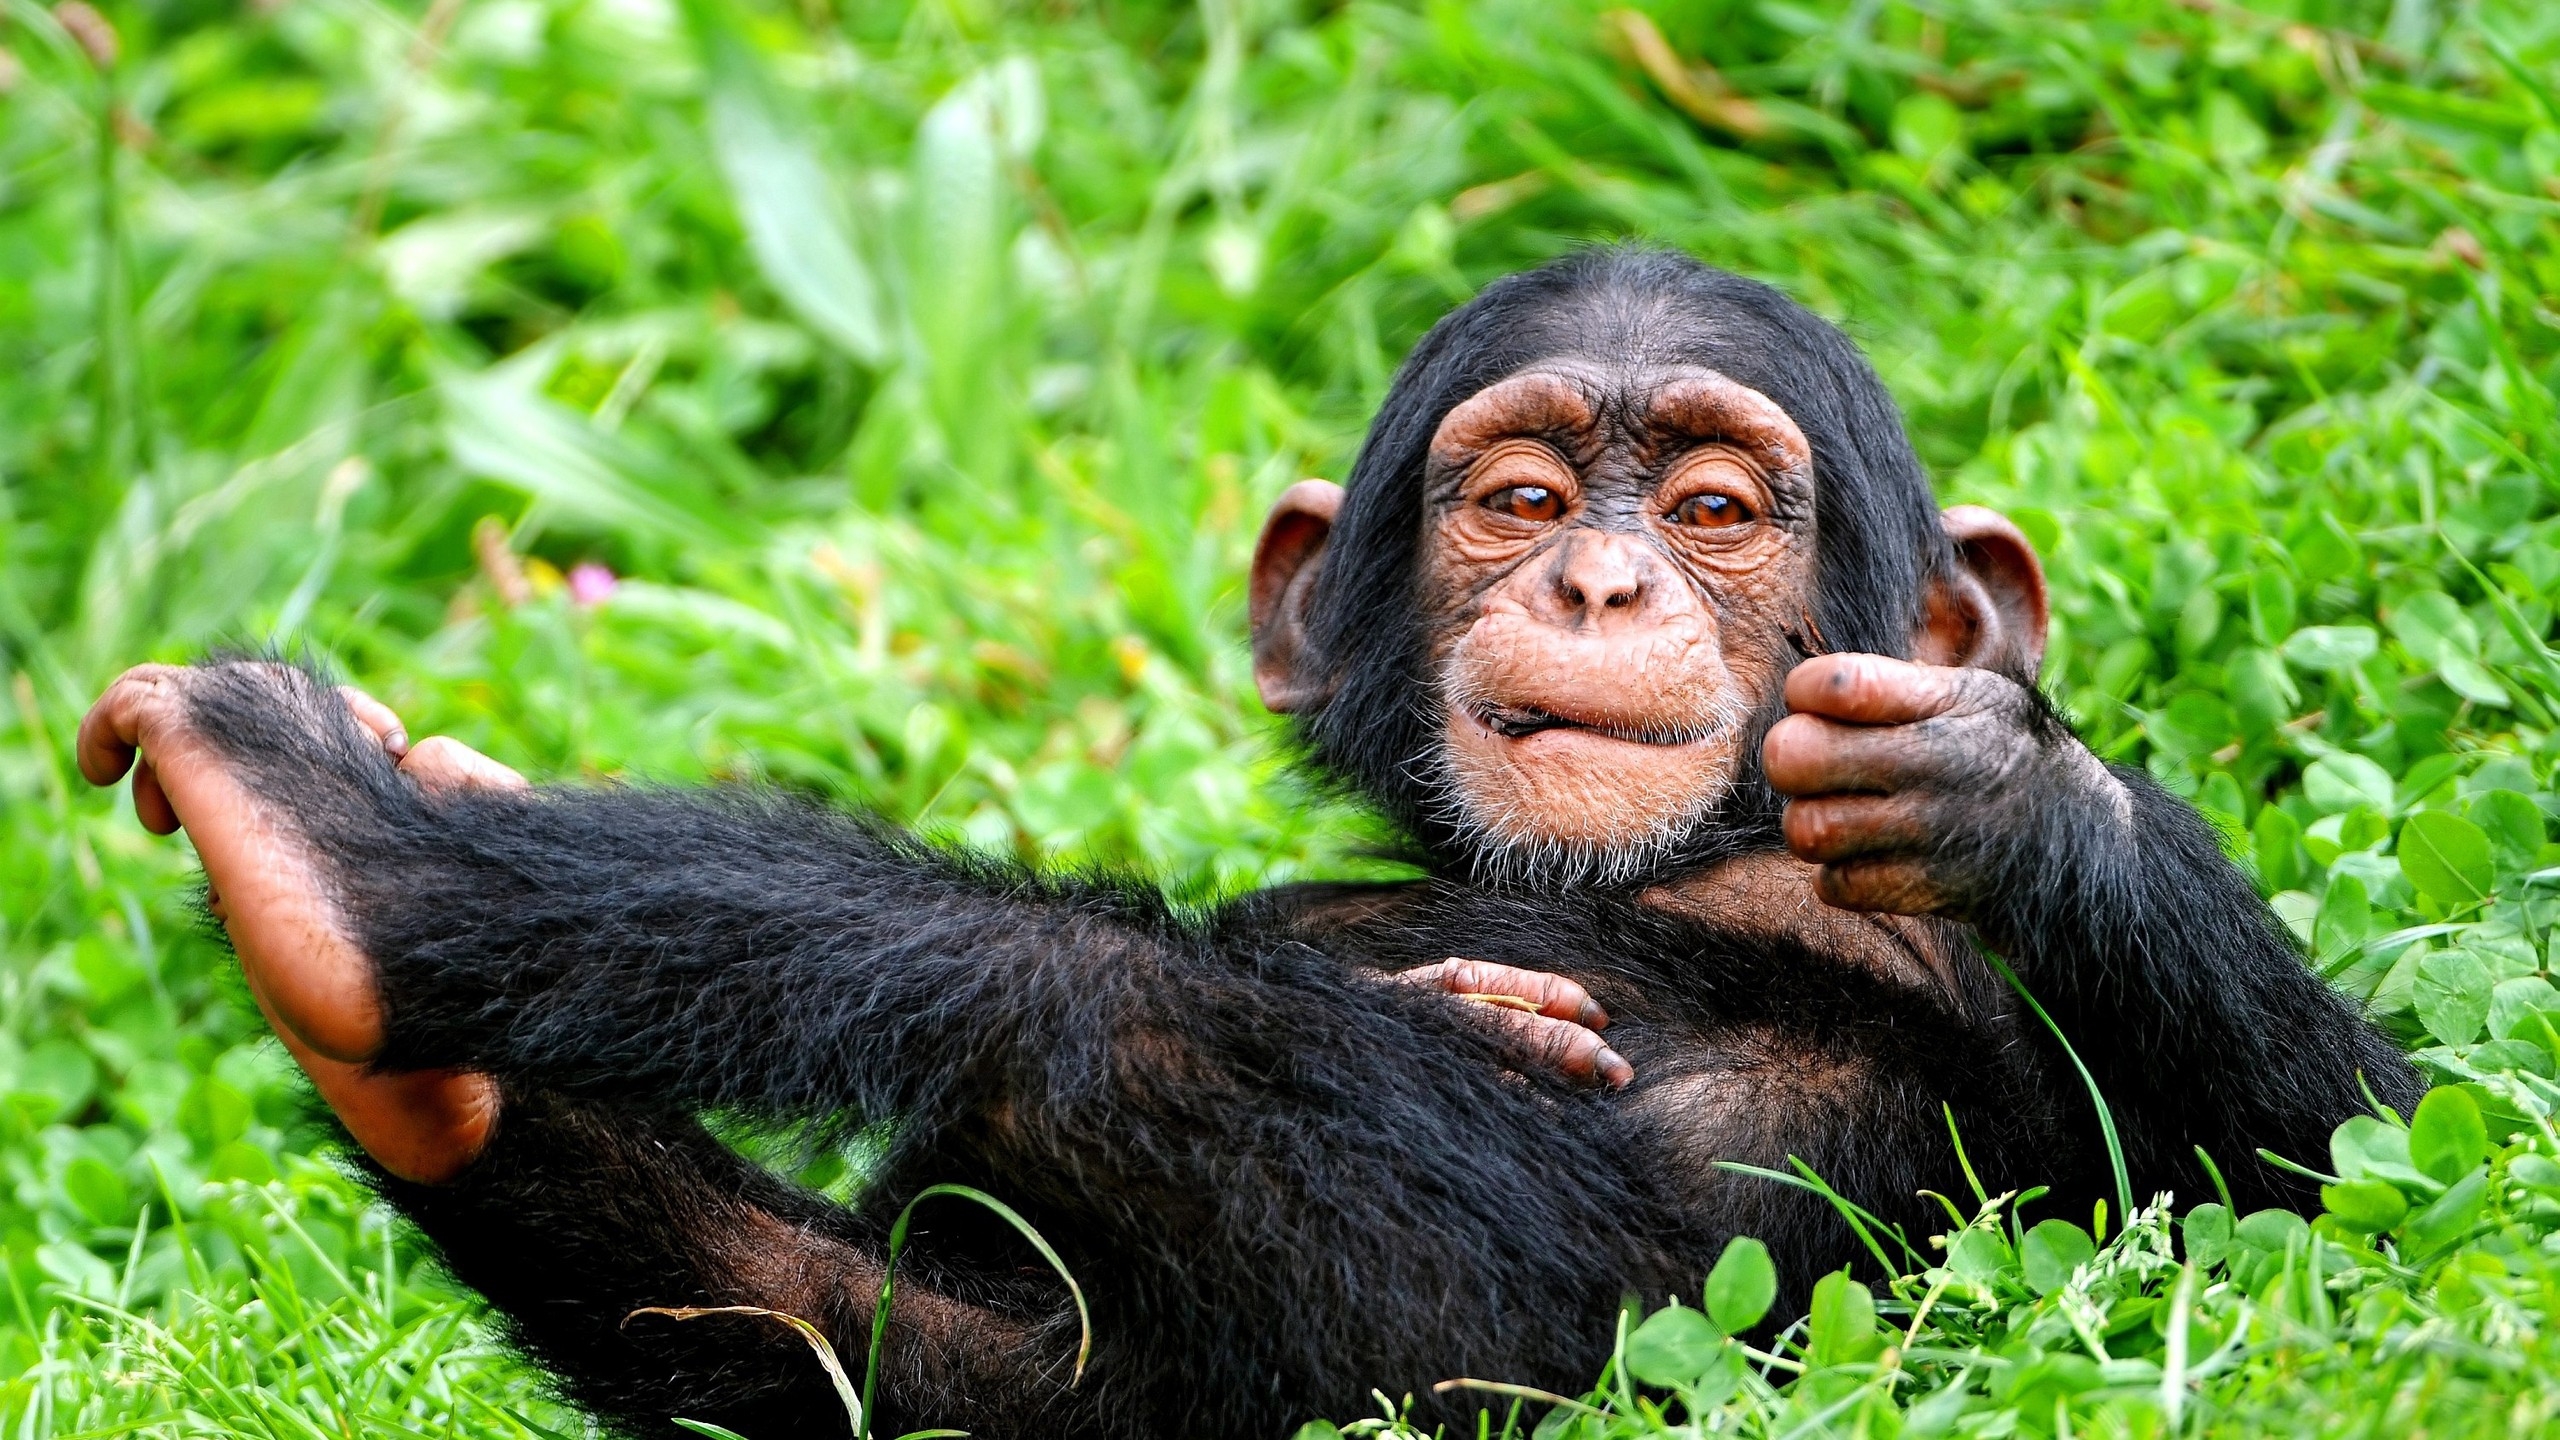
2175;586;2224;657
909;68;1013;388
1532;1408;1597;1440
2313;873;2370;963
1684;1346;1746;1409
673;1423;755;1440
2467;1038;2553;1078
2440;653;2513;707
2397;752;2469;809
2408;1086;2488;1185
2488;976;2560;1041
2198;771;2246;827
2249;567;2297;645
1946;1226;2015;1285
178;1077;252;1149
1905;1382;1973;1438
2414;946;2493;1044
2303;755;2395;815
18;1041;96;1123
1890;90;1964;161
2020;1218;2096;1296
2511;1154;2560;1194
2229;645;2300;732
2149;691;2237;761
1625;1305;1720;1387
442;364;745;544
2338;805;2390;852
2319;1178;2409;1232
1805;1271;1881;1367
1289;1424;1344;1440
2469;927;2541;979
1703;1236;1776;1333
2331;1115;2430;1191
2183;1204;2232;1268
2398;811;2495;907
2469;789;2545;864
2253;804;2304;891
678;0;887;363
2234;1208;2309;1257
2404;1169;2491;1250
62;1156;128;1226
206;1140;275;1184
2282;625;2379;671
2388;590;2480;668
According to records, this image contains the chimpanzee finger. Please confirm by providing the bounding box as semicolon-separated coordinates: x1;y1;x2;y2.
76;664;186;786
1782;654;1969;726
1810;856;1951;916
337;687;410;760
1484;1008;1633;1089
1394;957;1609;1028
1780;793;1935;864
400;736;531;794
132;758;180;835
1762;712;1954;797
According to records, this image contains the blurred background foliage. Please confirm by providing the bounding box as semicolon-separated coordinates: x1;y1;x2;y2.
8;0;2560;1431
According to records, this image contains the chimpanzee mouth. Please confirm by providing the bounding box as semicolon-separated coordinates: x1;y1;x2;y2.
1468;702;1715;747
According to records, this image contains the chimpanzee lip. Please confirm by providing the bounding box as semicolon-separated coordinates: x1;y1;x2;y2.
1468;701;1708;747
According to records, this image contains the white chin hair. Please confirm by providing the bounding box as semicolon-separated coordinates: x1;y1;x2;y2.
1413;753;1733;890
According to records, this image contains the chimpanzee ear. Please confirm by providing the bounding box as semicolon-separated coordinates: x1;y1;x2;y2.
1913;505;2048;683
1250;480;1345;713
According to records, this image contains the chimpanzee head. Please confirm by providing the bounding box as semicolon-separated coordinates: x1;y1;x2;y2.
1250;247;2047;887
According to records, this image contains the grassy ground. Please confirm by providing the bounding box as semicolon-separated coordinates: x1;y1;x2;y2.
6;0;2560;1433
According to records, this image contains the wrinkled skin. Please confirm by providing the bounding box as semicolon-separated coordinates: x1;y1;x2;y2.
1420;365;1816;867
1765;654;2128;919
77;666;504;1182
1254;360;2064;898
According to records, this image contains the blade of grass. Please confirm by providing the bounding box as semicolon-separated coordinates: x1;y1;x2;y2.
1977;942;2132;1224
860;1184;1090;1440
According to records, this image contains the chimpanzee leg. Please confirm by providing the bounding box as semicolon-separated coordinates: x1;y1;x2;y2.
376;1090;1092;1440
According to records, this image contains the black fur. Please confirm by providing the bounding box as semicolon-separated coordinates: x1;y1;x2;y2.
171;249;2417;1440
1301;248;1948;859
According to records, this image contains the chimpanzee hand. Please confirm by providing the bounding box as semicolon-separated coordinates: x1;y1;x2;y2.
1760;654;2128;922
1389;959;1632;1089
77;664;509;1183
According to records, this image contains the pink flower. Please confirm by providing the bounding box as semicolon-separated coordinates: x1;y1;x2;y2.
568;562;619;606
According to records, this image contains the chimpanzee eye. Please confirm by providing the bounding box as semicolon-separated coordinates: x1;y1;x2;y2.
1669;493;1751;528
1484;486;1564;522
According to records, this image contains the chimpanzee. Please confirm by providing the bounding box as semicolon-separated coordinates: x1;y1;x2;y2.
80;248;2413;1440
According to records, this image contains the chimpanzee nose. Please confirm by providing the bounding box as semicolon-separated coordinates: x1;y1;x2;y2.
1542;534;1648;622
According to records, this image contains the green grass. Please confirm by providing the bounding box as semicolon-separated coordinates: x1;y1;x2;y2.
6;0;2560;1432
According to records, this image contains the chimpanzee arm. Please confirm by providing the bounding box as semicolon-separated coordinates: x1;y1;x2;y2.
1965;756;2421;1208
165;660;1693;1434
1767;656;2419;1213
378;1091;1087;1440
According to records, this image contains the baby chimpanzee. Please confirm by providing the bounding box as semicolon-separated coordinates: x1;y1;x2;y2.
82;247;2411;1440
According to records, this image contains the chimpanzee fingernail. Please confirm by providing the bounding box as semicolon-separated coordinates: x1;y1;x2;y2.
384;727;410;759
1597;1048;1633;1088
1579;1000;1609;1029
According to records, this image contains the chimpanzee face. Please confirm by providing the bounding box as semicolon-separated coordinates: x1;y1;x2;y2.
1250;252;2049;888
1412;363;1818;882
